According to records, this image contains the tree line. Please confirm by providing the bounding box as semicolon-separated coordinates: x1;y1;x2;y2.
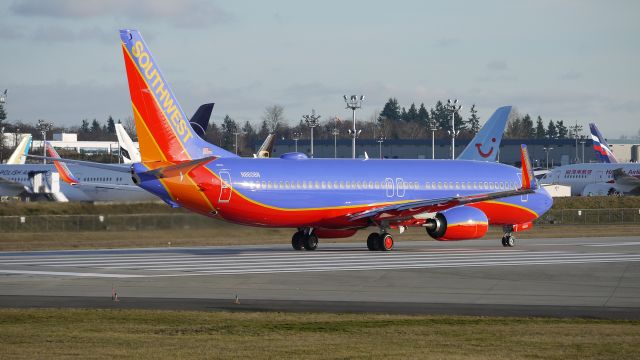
0;99;603;157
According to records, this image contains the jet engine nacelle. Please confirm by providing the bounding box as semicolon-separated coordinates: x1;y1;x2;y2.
581;183;623;196
425;206;489;241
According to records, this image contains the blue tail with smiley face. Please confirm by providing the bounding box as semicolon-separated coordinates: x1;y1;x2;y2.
458;106;512;162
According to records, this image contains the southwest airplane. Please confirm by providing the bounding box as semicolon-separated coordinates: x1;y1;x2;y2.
540;123;640;196
39;29;553;250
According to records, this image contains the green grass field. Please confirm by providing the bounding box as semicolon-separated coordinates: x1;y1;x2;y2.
1;308;638;359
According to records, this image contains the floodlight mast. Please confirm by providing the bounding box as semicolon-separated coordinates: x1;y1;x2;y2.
292;131;301;152
446;99;462;159
429;118;438;159
344;95;364;159
303;109;321;158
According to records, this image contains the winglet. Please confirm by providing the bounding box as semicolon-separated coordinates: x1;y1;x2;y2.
520;144;536;189
45;142;80;185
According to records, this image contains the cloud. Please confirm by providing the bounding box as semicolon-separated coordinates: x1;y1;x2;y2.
31;26;113;43
434;38;459;48
10;0;233;28
486;60;508;71
0;24;26;39
559;71;582;80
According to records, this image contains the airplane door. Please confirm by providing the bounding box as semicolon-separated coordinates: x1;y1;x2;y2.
218;171;232;203
385;178;394;198
396;178;405;198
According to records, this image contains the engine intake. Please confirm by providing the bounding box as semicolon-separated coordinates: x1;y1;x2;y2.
425;206;489;241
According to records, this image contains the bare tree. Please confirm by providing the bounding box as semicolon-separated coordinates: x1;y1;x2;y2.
122;116;137;140
262;105;285;133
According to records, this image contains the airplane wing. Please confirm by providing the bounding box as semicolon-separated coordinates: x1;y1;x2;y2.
350;144;537;222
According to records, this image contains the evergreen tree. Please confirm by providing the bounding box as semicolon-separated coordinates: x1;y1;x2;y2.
399;107;408;122
521;114;535;139
535;116;546;139
205;121;221;146
106;116;116;134
417;103;429;124
556;120;568;139
405;103;418;122
546;120;558;139
378;98;400;123
80;119;90;133
90;119;101;133
433;100;448;131
221;115;238;150
242;121;257;152
467;104;480;134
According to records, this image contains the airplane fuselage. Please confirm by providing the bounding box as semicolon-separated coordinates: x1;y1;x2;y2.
540;163;640;196
135;156;553;230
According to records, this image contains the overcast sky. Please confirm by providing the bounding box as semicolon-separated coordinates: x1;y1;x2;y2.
0;0;638;138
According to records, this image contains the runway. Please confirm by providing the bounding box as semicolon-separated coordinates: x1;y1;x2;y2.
1;236;639;318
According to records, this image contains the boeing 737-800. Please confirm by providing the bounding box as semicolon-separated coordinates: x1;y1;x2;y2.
41;29;553;250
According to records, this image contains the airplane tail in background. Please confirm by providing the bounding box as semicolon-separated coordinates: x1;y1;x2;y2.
119;29;237;162
45;142;80;185
115;123;141;163
590;123;618;163
457;106;512;162
7;134;32;165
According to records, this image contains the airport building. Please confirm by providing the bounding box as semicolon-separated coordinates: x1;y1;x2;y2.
270;138;605;167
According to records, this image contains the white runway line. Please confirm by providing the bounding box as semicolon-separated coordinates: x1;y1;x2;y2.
2;246;640;278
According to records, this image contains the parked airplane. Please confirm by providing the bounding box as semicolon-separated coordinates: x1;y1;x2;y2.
539;123;640;196
0;128;156;202
38;29;553;249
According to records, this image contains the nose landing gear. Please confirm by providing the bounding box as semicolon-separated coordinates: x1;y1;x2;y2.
501;225;515;247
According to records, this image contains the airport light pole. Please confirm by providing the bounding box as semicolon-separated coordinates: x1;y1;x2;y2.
377;135;385;159
344;95;364;159
233;131;245;155
570;121;583;164
429;118;438;159
331;126;339;158
543;146;553;170
37;119;53;164
292;131;301;152
580;136;586;163
446;99;462;159
303;110;321;158
1;89;7;163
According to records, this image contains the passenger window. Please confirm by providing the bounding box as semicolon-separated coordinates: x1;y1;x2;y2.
455;182;460;189
375;181;380;189
437;182;442;189
340;181;345;189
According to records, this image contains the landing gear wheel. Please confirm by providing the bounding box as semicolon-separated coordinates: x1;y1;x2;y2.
291;231;304;251
501;236;508;247
367;233;380;251
380;233;394;251
505;235;515;247
303;233;319;251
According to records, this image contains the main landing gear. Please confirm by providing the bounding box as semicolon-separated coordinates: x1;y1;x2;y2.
366;232;394;251
291;229;318;251
501;225;515;247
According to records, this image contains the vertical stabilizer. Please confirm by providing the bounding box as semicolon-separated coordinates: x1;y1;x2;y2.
115;123;141;163
458;106;511;162
7;134;32;165
119;29;237;162
589;123;618;163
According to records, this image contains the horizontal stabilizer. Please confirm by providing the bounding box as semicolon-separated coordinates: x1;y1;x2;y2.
27;155;131;173
140;156;217;179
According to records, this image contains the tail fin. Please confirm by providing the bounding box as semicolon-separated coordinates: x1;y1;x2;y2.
45;142;80;185
7;134;32;165
256;134;276;158
115;123;141;163
189;103;214;138
119;29;237;162
458;106;511;162
589;123;618;163
520;144;536;189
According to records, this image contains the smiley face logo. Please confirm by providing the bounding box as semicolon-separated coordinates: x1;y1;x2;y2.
475;137;496;158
